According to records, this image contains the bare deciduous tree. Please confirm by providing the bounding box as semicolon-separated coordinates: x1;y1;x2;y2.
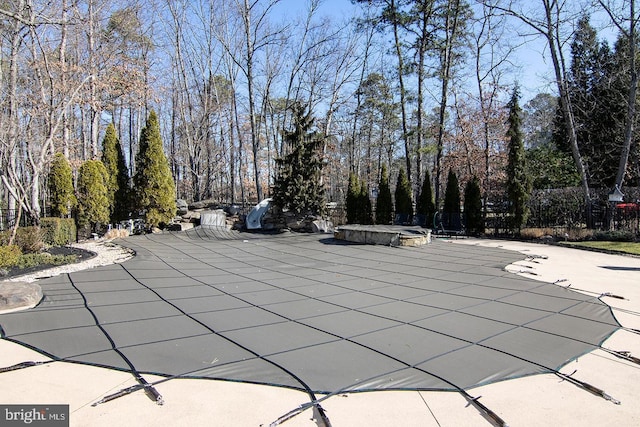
598;0;639;191
493;0;593;223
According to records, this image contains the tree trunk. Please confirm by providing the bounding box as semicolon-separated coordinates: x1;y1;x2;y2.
390;0;412;185
543;3;592;224
435;0;461;208
501;0;593;225
614;0;637;190
243;0;263;202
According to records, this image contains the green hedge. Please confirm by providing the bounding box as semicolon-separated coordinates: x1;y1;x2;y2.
40;217;76;246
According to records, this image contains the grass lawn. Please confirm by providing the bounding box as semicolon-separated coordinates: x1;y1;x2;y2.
559;241;640;256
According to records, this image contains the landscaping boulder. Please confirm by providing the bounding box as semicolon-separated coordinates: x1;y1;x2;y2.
176;199;189;215
311;219;334;233
200;209;227;227
0;281;43;313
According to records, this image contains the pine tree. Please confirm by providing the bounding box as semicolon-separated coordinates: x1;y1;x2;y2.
506;86;530;233
394;167;412;222
443;169;461;230
345;172;360;224
48;153;76;218
134;110;177;228
77;160;110;232
101;123;130;223
464;176;483;236
272;104;326;216
375;164;393;225
416;168;435;226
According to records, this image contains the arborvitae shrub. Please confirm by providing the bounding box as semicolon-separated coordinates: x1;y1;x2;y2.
77;159;110;232
394;167;413;220
464;176;484;236
359;181;373;225
102;123;131;223
375;164;393;225
346;172;360;224
443;169;461;230
48;153;76;218
41;217;76;246
443;169;461;215
134;111;176;228
416;168;435;226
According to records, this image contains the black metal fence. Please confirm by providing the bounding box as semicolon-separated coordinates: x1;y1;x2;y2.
526;187;639;234
334;186;640;237
0;210;37;231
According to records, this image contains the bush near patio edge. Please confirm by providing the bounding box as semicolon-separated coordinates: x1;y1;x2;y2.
0;244;22;268
0;226;45;253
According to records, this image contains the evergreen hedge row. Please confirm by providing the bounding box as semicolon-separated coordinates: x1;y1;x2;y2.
41;217;76;246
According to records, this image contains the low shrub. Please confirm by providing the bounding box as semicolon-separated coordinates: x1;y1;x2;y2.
591;230;636;242
519;227;595;241
0;245;22;268
13;227;45;253
520;227;554;239
40;217;76;246
16;252;77;269
566;228;594;241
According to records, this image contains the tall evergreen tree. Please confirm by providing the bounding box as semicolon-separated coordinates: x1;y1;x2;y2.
394;167;413;222
443;169;461;230
134;111;177;228
272;105;326;216
416;168;435;226
48;153;76;218
359;181;373;225
101;123;130;223
375;164;393;225
464;176;483;236
346;172;360;224
506;86;530;233
77;160;110;232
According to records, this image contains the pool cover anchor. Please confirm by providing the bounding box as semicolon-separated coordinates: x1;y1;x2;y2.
0;360;51;373
602;349;640;366
92;359;226;407
556;370;620;405
269;389;507;427
463;394;509;427
0;358;163;406
268;401;332;427
556;280;627;300
92;378;164;407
